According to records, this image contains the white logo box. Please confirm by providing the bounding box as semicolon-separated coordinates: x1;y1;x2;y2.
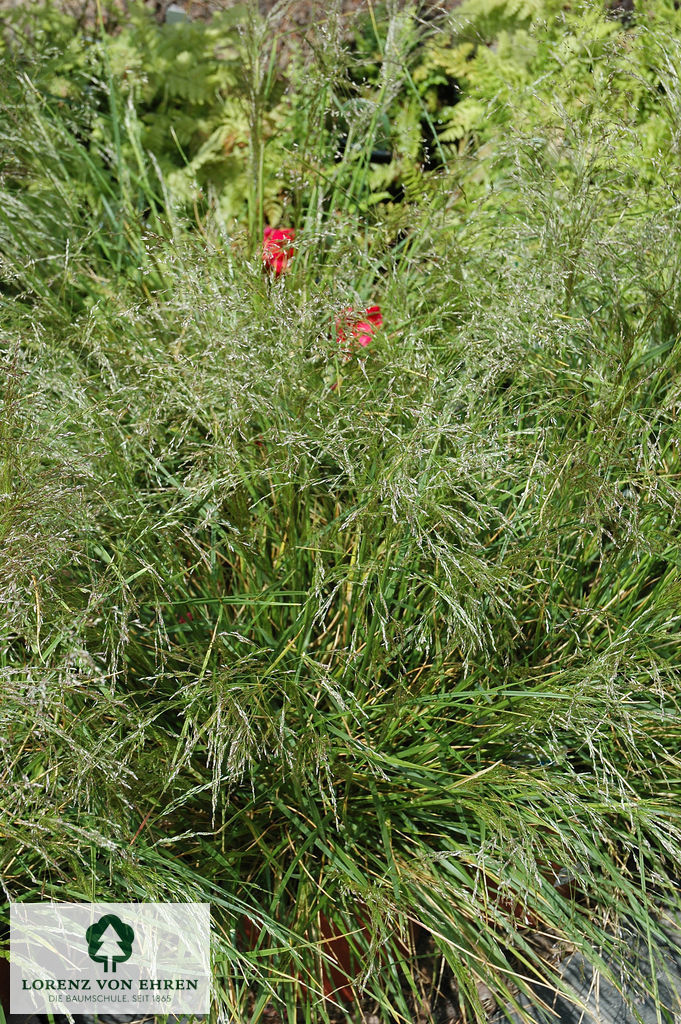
10;902;210;1015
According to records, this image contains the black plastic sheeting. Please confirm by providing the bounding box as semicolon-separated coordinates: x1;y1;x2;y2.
492;918;681;1024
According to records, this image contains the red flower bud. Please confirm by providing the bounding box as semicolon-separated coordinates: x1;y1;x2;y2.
262;226;295;276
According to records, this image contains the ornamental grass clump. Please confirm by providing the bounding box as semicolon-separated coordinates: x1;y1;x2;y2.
2;2;681;1024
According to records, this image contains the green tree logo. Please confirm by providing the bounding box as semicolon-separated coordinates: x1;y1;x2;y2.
86;914;134;973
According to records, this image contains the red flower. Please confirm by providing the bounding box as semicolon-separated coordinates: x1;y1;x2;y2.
335;305;382;359
262;226;295;276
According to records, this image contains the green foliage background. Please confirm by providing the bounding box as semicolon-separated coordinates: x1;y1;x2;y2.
3;1;681;1022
